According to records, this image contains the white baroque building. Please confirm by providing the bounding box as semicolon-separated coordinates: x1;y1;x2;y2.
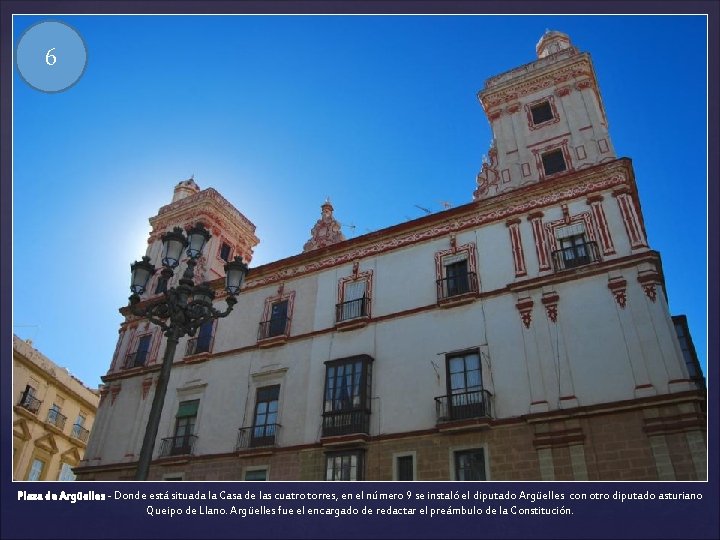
77;31;705;482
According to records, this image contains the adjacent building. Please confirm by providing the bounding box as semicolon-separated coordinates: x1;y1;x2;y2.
76;31;705;482
13;335;100;481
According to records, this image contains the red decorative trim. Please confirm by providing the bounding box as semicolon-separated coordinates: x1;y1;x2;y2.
141;378;153;400
589;198;616;256
501;169;511;183
506;102;521;114
521;163;531;177
575;79;593;90
607;277;627;309
533;138;573;181
337;269;374;319
529;214;551;272
110;384;121;405
507;220;527;277
575;145;586;161
614;192;647;249
541;292;559;323
525;96;560;131
598;138;609;153
555;85;572;97
434;242;478;283
637;271;660;303
544;210;597;255
488;110;502;121
258;290;296;342
516;298;534;328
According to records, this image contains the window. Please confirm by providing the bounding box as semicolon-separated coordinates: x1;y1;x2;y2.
167;399;199;456
187;320;214;355
530;100;554;124
337;279;369;322
71;413;89;441
322;356;373;437
219;242;232;262
252;386;279;446
19;384;41;413
154;275;168;294
27;458;45;481
445;259;470;297
541;149;567;176
58;463;76;481
245;468;268;481
454;449;487;481
436;249;478;302
47;403;66;429
268;300;288;336
326;451;364;481
395;454;415;481
553;223;597;270
445;351;488;420
127;334;152;368
259;300;289;340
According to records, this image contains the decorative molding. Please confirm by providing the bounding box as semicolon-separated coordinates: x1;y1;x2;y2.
541;292;560;323
506;219;527;277
607;277;627;308
638;270;660;302
525;95;560;131
516;298;534;328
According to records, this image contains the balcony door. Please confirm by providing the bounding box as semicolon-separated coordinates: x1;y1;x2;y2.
447;352;483;420
445;259;469;297
268;300;288;337
252;385;279;446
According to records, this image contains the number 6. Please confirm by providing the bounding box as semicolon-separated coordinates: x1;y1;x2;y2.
45;48;56;66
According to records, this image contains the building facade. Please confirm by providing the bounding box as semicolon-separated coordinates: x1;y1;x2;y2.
13;335;100;481
76;31;705;482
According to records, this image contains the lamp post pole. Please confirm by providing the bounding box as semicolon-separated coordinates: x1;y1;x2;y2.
127;224;247;481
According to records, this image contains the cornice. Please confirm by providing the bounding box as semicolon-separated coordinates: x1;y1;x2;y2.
479;52;595;111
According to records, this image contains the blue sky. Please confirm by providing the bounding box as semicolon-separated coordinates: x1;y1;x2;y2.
12;15;707;388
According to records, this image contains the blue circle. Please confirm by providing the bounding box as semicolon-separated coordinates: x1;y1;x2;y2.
15;21;88;93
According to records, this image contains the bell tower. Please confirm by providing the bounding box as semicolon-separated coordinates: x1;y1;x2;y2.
138;178;259;299
474;31;616;200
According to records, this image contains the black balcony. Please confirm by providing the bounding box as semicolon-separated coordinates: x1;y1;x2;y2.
258;317;290;341
551;241;600;271
71;424;90;443
124;350;149;369
236;424;280;450
46;409;67;430
336;297;371;323
322;409;370;437
435;389;493;423
17;393;42;414
159;434;197;457
185;336;212;356
436;272;479;301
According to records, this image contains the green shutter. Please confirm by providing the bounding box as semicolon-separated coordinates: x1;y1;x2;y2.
176;399;199;418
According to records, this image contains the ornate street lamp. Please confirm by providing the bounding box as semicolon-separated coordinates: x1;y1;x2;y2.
127;223;248;480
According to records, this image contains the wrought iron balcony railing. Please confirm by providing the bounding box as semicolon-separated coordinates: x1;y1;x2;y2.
435;389;493;423
551;241;600;271
124;350;149;369
258;317;290;341
322;409;370;437
185;336;212;356
17;393;42;414
46;409;67;430
71;424;90;443
236;424;280;450
159;434;197;457
436;272;479;301
336;297;371;323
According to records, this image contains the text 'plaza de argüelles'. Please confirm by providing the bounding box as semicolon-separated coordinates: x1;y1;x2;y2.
75;31;706;482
